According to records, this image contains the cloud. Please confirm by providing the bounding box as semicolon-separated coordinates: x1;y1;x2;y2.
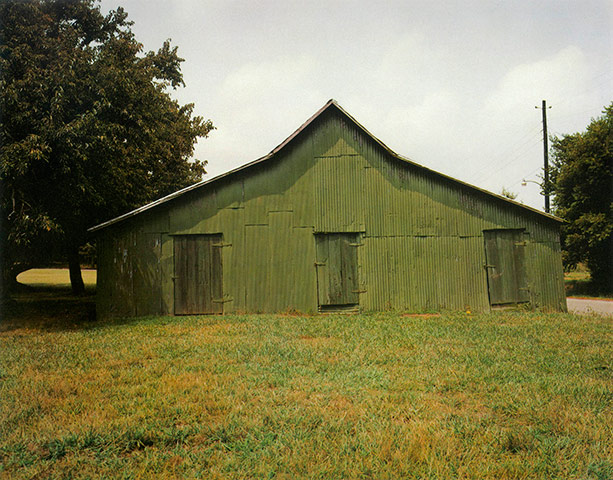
219;55;318;105
485;46;590;114
198;55;322;174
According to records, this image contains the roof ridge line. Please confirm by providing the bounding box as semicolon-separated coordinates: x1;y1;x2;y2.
89;99;562;233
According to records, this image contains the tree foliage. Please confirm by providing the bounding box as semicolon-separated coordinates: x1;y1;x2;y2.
550;103;612;292
0;0;214;295
500;187;518;200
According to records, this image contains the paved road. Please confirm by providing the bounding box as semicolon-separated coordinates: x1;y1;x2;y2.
567;298;613;316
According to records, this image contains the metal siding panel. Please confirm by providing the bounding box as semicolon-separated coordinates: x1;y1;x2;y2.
217;208;242;313
106;229;136;317
268;212;294;311
361;235;491;313
133;233;162;316
527;239;567;311
95;235;111;318
291;141;316;228
215;179;244;210
173;237;187;314
160;234;173;315
139;208;170;233
170;191;219;234
243;216;317;313
244;225;270;312
314;121;366;233
243;170;272;225
242;138;314;228
286;226;318;312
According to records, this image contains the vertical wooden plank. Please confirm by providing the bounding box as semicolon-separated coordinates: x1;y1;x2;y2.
484;232;500;304
484;230;528;306
173;236;186;314
315;233;359;307
340;235;359;304
514;239;529;303
174;235;223;315
327;234;343;303
198;236;209;313
160;234;174;315
211;235;223;313
315;234;329;305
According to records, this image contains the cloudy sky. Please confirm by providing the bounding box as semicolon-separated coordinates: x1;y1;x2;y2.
99;0;612;210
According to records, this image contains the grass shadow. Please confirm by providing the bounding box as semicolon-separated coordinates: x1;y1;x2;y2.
565;279;613;299
1;283;97;333
564;265;612;299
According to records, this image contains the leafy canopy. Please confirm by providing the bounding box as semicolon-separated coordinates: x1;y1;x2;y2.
550;103;612;292
0;0;214;292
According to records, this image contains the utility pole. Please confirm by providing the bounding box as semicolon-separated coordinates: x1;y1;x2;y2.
536;100;551;213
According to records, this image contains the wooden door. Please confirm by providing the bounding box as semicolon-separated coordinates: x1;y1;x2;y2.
484;229;529;306
174;235;223;315
315;233;359;308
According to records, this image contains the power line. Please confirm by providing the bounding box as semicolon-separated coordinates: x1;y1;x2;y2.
471;135;542;185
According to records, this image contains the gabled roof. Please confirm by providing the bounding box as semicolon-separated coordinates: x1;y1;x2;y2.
89;99;562;233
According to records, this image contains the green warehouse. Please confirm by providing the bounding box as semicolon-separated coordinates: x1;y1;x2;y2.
89;100;567;318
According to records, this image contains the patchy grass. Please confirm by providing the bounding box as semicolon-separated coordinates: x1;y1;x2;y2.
1;309;612;479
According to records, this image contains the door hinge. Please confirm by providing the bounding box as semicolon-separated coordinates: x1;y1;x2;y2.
212;297;233;303
352;289;367;293
484;264;496;269
514;241;527;246
314;262;326;266
212;243;232;248
349;243;364;247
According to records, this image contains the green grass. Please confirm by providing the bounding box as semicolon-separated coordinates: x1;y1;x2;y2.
1;309;612;479
16;268;97;292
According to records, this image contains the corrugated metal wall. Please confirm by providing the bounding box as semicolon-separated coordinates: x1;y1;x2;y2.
97;109;566;317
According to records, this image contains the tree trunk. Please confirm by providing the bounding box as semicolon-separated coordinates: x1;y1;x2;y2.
68;247;85;295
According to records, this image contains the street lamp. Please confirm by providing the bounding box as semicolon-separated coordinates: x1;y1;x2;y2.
521;178;550;213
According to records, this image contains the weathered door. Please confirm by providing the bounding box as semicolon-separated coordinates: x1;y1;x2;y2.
174;234;223;315
484;229;529;306
315;233;359;309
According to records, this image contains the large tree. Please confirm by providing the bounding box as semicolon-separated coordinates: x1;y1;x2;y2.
0;0;213;296
550;103;612;292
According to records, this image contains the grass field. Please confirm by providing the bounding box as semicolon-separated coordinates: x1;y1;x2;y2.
1;304;612;478
16;268;97;292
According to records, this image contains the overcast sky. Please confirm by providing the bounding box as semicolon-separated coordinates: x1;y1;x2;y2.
99;0;612;210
